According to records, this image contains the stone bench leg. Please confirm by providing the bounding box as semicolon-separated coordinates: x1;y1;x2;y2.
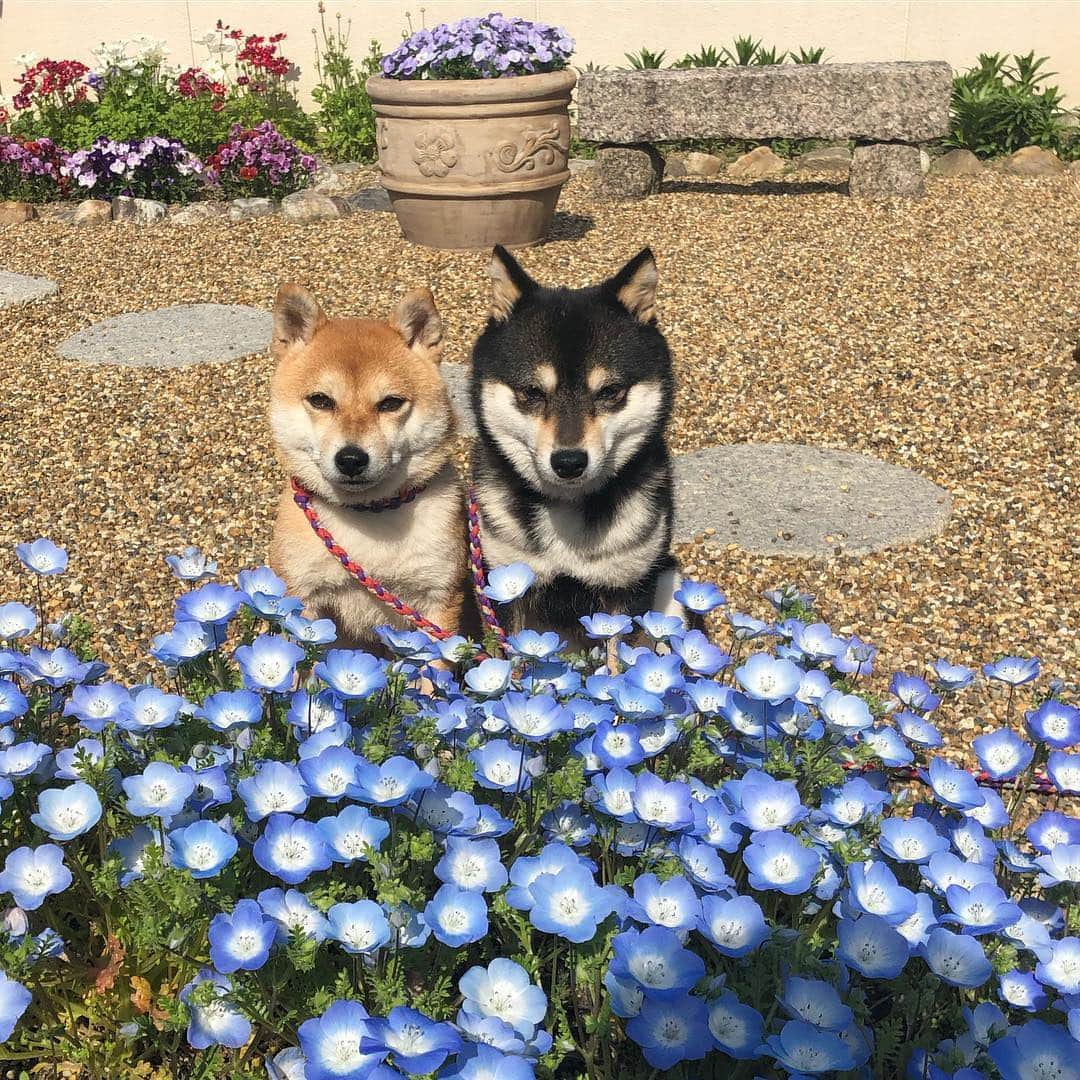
594;143;665;200
849;142;925;199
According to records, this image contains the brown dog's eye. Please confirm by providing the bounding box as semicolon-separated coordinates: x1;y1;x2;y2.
306;393;335;411
515;385;546;410
595;384;628;408
377;396;407;413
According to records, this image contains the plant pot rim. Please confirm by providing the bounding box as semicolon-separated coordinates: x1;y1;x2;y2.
366;68;577;106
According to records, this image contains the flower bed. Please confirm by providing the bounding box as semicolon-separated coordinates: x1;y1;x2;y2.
0;541;1076;1078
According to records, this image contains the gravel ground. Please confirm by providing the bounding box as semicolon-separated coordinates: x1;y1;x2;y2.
0;171;1077;718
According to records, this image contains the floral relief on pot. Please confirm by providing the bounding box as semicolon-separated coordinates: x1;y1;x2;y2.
412;128;458;178
494;122;568;173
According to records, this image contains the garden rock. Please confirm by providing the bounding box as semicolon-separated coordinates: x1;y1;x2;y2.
727;146;786;179
663;154;688;178
112;196;166;223
1068;160;1080;179
594;144;664;199
58;304;273;368
0;270;58;309
345;186;392;213
73;199;111;226
567;157;597;176
795;146;851;174
1004;146;1065;176
849;144;925;199
671;443;951;556
172;202;227;225
314;172;355;196
228;197;277;221
933;149;984;177
920;148;932;174
282;191;348;223
0;201;36;225
684;151;724;177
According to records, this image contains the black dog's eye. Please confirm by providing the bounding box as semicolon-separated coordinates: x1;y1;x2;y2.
595;384;629;408
514;385;546;409
377;396;407;413
306;392;335;411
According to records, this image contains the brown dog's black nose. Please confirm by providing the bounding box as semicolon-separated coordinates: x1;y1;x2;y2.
335;446;370;478
550;449;588;479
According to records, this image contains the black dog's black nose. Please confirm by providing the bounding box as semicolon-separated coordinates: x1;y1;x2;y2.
335;446;370;478
550;449;588;479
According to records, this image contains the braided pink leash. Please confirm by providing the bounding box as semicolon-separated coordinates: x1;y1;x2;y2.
467;488;510;653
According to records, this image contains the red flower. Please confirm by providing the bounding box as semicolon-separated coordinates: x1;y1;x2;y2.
239;166;258;180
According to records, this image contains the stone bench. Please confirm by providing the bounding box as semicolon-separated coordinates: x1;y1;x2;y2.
577;61;952;199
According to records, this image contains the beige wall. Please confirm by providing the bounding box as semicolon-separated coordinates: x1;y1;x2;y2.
2;1;1080;107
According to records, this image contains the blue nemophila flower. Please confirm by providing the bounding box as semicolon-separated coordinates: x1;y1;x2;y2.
628;873;701;932
442;1043;536;1080
235;634;304;693
314;650;387;699
861;724;915;767
1035;936;1080;994
727;612;772;641
845;860;917;924
471;739;532;793
506;843;584;911
238;760;309;821
54;738;104;781
1047;751;1080;793
697;894;769;957
110;826;164;887
896;710;944;749
63;682;132;733
495;692;568;741
889;673;941;713
590;768;637;821
944;883;1022;935
632;771;693;831
317;805;390;864
298;746;361;803
0;603;36;641
0;970;31;1042
30;782;102;841
237;566;302;620
964;1001;1007;1047
0;845;71;910
1025;699;1080;748
257;888;332;944
459;957;547;1039
989;1019;1080;1080
0;680;28;724
483;563;535;603
121;686;186;733
150;621;214;666
626;652;685;696
820;777;890;827
833;635;878;677
707;988;763;1059
360;1006;462;1075
670;630;729;675
424;884;488;947
464;658;513;699
266;1047;307;1080
676;837;733;892
578;612;634;639
1035;843;1080;888
818;689;874;735
540;800;595;847
610;925;705;997
435;837;507;893
789;621;847;664
735;653;802;703
198;689;263;732
998;969;1049;1012
635;611;686;641
878;816;950;864
737;773;807;832
780;975;854;1031
1026;810;1080;852
932;658;975;691
25;646;93;687
253;814;332;884
164;546;217;583
744;830;821;895
924;851;997;893
169;819;237;879
1002;910;1052;954
966;787;1011;830
208;899;276;973
123;761;194;819
283;611;337;646
351;755;433;807
327;899;391;955
16;538;68;576
983;656;1040;687
299;999;383;1080
0;740;51;779
625;992;710;1070
951;819;996;866
924;928;991;988
673;580;725;613
837;914;909;979
507;630;564;660
761;1018;857;1075
527;863;613;943
592;720;646;768
174;582;244;627
922;757;983;810
973;729;1034;780
608;680;664;721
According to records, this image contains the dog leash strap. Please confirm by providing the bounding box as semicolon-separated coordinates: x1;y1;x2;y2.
467;488;510;652
291;478;456;643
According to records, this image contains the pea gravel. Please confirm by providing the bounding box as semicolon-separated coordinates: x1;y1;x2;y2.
0;171;1076;719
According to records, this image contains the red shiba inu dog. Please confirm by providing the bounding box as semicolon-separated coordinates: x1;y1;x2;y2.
268;283;469;650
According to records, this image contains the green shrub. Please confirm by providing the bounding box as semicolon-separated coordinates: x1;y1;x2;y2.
947;52;1076;158
671;45;725;69
311;9;382;163
624;47;666;70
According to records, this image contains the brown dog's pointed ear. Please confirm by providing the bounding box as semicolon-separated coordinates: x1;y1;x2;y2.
606;248;658;324
391;287;443;363
489;245;536;321
272;283;325;357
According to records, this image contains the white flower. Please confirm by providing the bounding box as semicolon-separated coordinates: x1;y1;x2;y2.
13;53;39;69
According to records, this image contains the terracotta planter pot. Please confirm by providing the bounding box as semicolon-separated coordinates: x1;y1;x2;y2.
366;70;577;250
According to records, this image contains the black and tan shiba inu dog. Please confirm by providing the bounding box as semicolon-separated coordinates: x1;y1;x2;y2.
470;245;688;646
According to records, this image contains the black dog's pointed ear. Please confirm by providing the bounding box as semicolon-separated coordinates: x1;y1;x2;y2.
489;245;536;321
606;248;659;324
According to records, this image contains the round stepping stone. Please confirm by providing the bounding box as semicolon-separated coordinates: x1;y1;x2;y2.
58;304;272;367
672;443;951;556
442;362;476;437
0;270;58;309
